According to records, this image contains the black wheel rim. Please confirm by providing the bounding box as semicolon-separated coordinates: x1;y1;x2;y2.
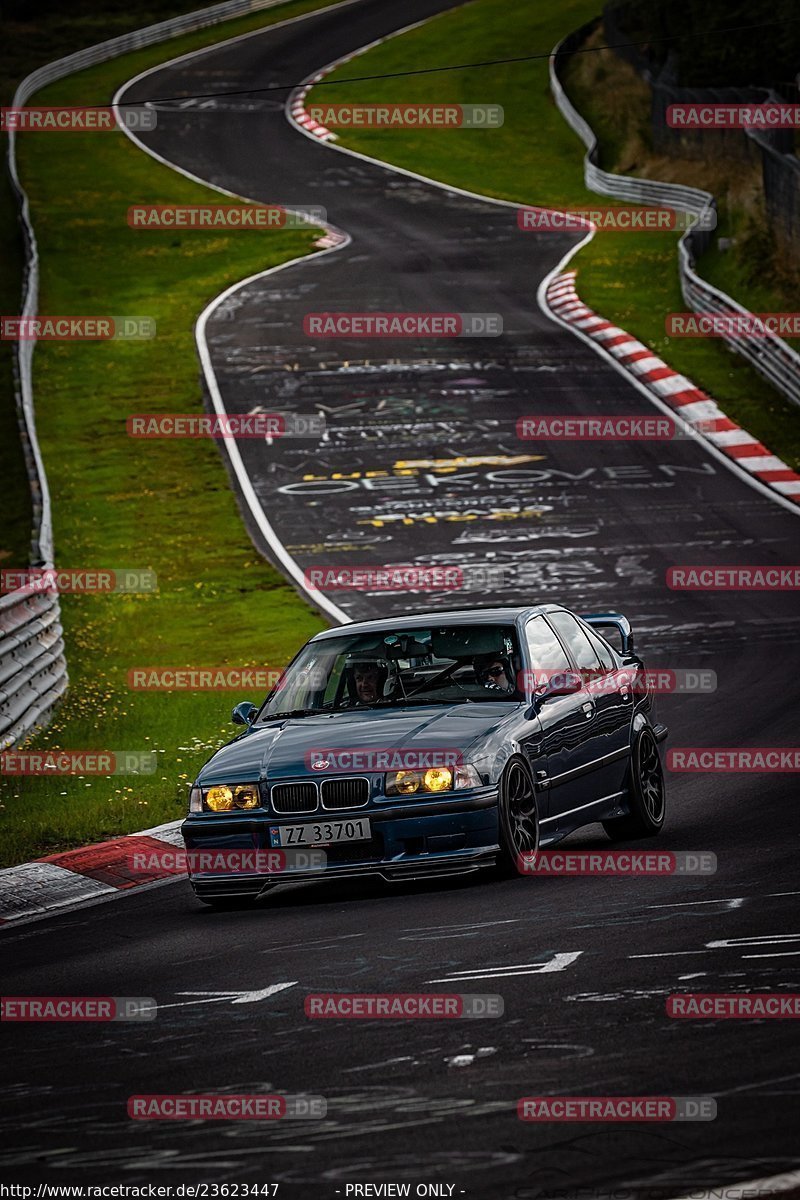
639;733;665;823
503;762;539;861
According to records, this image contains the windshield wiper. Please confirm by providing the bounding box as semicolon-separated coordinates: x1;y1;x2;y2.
265;708;326;720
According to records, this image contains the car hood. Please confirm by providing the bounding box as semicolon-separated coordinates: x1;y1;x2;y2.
196;703;519;784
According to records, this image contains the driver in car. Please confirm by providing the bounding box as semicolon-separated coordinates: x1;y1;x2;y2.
353;662;382;703
473;653;515;695
340;659;390;706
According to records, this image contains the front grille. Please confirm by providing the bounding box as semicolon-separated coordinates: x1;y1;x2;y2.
321;777;370;810
271;782;317;814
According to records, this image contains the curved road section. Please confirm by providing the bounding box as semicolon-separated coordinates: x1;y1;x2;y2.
3;1;799;1197
119;0;798;628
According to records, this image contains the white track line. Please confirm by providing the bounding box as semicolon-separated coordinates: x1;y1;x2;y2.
194;254;351;623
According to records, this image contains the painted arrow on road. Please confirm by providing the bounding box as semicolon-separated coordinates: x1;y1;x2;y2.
157;982;297;1009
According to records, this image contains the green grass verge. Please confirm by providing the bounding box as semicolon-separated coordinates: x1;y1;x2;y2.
307;0;800;472
1;0;343;867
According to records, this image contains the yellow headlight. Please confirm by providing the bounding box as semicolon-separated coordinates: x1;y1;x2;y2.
233;784;260;810
205;785;234;812
388;769;421;795
385;768;455;796
423;767;452;792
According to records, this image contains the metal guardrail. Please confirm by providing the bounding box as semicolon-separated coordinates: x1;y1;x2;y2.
3;0;291;749
550;24;800;411
0;590;67;752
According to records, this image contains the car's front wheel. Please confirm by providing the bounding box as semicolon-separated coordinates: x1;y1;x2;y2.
603;726;666;841
497;757;539;874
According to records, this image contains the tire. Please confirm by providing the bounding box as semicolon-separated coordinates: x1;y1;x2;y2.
603;726;666;841
497;757;540;875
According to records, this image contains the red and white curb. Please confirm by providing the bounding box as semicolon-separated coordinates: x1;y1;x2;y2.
289;69;338;141
288;26;408;145
290;43;375;143
228;70;345;244
0;820;184;925
545;271;800;506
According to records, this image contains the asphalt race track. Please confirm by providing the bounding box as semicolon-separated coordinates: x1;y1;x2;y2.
3;0;800;1195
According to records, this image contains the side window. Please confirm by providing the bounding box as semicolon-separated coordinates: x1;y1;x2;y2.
525;616;572;673
547;612;602;672
582;624;616;672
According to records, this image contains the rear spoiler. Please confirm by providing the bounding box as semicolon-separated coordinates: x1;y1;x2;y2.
580;612;634;654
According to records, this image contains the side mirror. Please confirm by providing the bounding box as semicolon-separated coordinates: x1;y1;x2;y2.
231;701;257;727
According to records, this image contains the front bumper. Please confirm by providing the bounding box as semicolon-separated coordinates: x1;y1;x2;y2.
182;788;499;898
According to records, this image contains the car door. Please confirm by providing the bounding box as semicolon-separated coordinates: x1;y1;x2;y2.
547;610;634;802
520;615;597;827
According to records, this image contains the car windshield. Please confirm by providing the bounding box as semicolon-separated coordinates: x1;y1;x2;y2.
259;624;523;718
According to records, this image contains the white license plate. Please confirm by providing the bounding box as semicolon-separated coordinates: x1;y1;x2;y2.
270;818;371;847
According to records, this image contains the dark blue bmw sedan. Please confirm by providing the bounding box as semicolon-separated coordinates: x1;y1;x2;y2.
182;606;668;906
